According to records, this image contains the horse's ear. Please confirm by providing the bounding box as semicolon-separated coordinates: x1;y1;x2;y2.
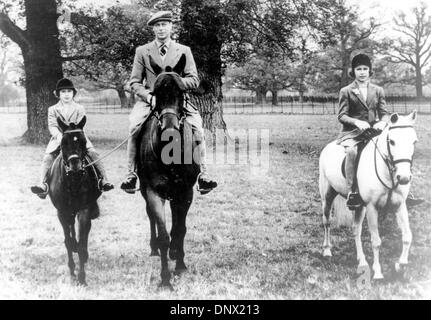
408;110;417;123
77;115;86;129
172;54;186;75
390;113;399;124
57;117;68;132
150;55;162;75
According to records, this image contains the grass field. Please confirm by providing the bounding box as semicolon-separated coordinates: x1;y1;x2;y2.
0;113;430;299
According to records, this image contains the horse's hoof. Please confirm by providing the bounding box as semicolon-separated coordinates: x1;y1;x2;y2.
77;280;88;287
174;267;187;277
158;281;174;292
323;248;332;257
394;262;408;281
373;273;384;280
395;262;407;273
150;250;159;256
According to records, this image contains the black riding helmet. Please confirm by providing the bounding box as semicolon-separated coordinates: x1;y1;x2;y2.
349;53;374;78
54;78;77;97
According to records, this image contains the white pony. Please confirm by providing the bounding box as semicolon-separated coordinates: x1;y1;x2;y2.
319;111;418;279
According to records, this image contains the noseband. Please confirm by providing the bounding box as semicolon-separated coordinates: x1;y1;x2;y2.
157;108;182;121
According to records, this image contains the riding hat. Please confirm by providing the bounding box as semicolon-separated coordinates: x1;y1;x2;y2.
349;53;373;78
147;11;173;26
55;78;77;96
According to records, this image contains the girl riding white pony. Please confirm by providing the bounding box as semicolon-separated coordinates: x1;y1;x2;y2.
319;111;418;279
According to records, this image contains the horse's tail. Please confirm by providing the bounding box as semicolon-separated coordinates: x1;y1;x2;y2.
332;196;352;227
319;143;352;228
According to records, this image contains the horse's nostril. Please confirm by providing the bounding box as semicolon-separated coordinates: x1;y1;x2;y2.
396;175;401;181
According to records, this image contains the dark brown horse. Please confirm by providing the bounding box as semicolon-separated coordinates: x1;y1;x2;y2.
136;54;201;289
48;116;101;286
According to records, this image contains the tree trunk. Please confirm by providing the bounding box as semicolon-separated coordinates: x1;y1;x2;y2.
255;88;266;105
116;86;128;108
179;0;226;133
299;90;304;103
271;90;278;106
415;66;423;98
0;1;63;144
340;52;351;89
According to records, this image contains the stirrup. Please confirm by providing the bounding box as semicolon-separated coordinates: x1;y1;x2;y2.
98;179;114;192
121;172;140;194
196;173;217;195
30;183;49;199
347;192;362;210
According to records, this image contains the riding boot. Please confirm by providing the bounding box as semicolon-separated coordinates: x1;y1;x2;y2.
120;136;138;193
345;145;362;209
197;138;217;195
30;153;55;199
86;149;114;192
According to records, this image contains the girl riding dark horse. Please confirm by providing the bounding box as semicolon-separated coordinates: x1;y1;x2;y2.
48;116;101;286
136;54;201;289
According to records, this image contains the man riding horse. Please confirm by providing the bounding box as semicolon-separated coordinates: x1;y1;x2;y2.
120;10;217;194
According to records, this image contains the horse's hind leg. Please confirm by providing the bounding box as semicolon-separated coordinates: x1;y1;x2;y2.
395;202;412;272
77;208;92;286
58;211;76;278
170;189;193;275
320;179;337;257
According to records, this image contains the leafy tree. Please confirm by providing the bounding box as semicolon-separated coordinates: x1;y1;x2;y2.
328;0;380;89
63;5;153;108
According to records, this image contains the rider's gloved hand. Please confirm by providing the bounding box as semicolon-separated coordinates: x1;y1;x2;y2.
354;120;371;130
146;93;156;107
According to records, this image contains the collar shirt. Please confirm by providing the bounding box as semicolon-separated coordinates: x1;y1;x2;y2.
355;80;369;101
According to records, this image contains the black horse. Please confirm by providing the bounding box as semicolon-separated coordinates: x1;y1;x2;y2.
48;116;101;286
136;54;201;289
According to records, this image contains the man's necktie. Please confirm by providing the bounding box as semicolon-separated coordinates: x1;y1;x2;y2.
160;44;167;57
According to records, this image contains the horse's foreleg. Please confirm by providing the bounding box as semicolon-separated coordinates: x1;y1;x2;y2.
395;202;412;269
145;188;171;289
321;185;336;257
58;212;76;278
170;189;193;274
77;209;92;286
366;205;383;280
353;207;367;267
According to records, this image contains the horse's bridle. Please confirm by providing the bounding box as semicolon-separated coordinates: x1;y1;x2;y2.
386;125;415;167
61;128;86;174
373;125;415;190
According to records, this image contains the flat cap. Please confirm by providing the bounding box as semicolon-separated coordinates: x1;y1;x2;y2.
147;11;173;26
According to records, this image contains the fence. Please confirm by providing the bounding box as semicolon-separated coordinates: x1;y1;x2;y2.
1;95;431;115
